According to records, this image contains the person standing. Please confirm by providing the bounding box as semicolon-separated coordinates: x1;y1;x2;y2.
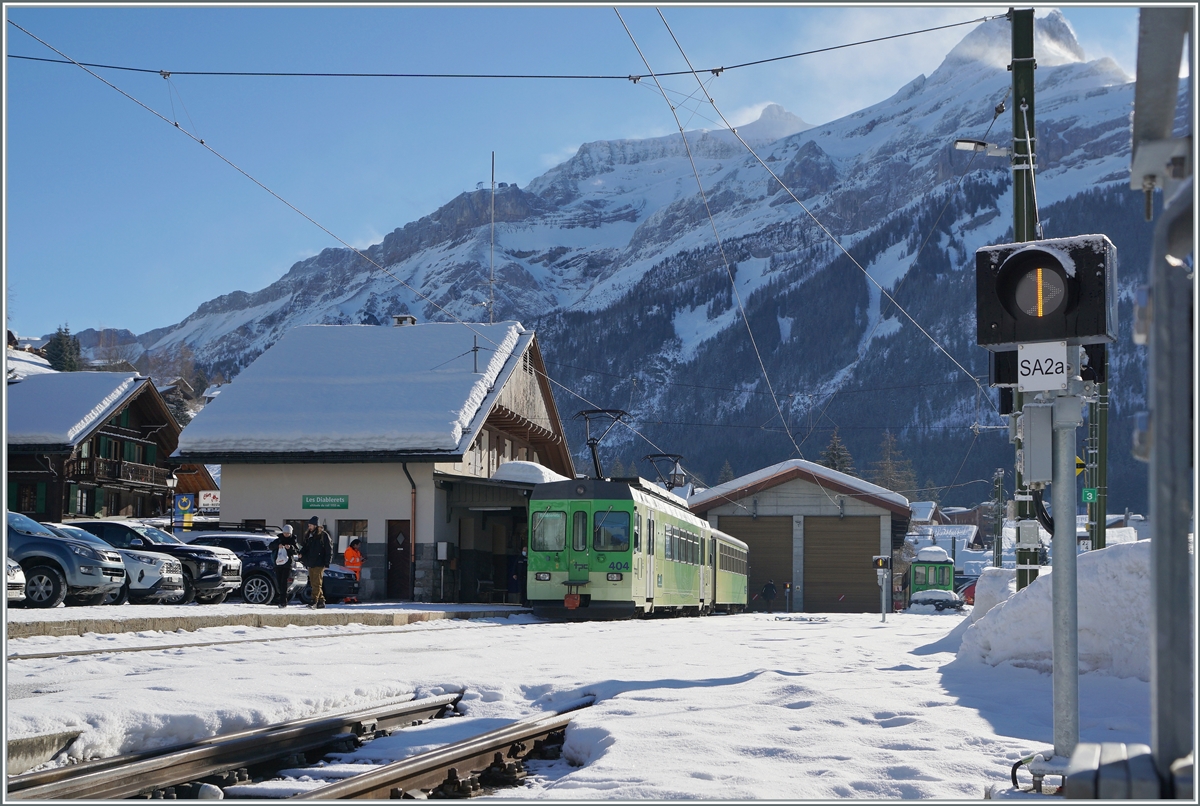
300;516;333;609
269;525;299;608
344;538;364;580
761;579;778;613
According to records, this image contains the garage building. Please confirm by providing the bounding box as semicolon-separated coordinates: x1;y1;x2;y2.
689;460;909;613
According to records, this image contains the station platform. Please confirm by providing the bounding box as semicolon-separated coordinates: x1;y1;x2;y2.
5;602;531;639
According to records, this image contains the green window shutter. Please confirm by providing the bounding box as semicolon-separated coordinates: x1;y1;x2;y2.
7;482;17;506
94;487;105;516
119;410;129;428
68;484;79;515
35;483;46;513
146;445;157;465
99;436;109;458
124;441;135;462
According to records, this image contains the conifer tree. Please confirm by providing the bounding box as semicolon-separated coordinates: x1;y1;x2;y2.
717;459;736;484
819;428;856;475
45;324;82;371
608;457;625;478
868;430;917;494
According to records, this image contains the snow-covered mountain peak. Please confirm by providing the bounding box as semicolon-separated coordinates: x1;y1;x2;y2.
941;10;1085;72
729;103;812;143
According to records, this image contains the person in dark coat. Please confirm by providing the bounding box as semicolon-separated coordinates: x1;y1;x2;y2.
761;579;778;612
269;525;300;608
300;516;334;608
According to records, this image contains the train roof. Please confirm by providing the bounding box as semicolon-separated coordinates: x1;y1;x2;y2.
531;476;746;550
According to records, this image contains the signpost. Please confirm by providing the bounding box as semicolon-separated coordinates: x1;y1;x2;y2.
872;556;891;622
302;495;349;510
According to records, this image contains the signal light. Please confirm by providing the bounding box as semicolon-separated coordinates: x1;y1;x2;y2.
534;572;550;581
976;234;1117;351
872;556;891;569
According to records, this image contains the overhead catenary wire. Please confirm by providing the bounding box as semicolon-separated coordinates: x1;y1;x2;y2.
614;9;806;468
6;14;1005;81
652;9;999;423
4;20;684;473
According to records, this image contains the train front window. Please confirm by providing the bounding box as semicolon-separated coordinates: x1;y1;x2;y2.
531;511;566;552
572;511;588;551
594;510;630;552
913;565;927;585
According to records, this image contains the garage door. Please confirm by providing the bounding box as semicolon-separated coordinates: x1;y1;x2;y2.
803;516;881;613
717;516;791;611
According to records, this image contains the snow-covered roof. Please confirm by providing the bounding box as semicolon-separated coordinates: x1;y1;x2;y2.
490;460;568;485
910;501;940;524
177;322;531;457
916;546;951;563
6;347;56;380
689;458;909;516
6;372;147;448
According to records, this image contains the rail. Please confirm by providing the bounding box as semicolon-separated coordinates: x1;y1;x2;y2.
6;693;462;800
292;697;594;799
63;457;171;487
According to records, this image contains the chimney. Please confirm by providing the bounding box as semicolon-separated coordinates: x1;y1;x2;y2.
392;315;417;327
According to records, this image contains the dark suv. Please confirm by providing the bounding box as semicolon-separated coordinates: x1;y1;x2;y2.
66;520;241;604
7;512;125;607
185;532;305;605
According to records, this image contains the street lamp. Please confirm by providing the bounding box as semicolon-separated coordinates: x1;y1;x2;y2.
954;138;1011;158
165;473;178;528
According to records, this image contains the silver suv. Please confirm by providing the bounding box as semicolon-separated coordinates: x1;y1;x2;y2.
7;512;125;607
45;523;185;605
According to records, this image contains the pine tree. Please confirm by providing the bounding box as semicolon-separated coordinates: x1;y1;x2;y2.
717;459;736;484
608;457;625;478
920;478;942;505
868;430;917;494
45;324;82;371
819;428;856;475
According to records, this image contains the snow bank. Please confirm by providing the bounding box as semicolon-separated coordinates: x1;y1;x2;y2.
958;542;1151;679
490;461;569;485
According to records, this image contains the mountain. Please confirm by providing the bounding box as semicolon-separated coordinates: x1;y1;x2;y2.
140;11;1162;510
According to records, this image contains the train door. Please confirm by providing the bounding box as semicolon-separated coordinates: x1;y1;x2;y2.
566;505;592;584
645;516;655;601
699;536;708;606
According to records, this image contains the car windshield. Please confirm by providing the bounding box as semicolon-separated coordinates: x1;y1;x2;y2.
129;524;184;544
45;524;110;547
7;512;55;537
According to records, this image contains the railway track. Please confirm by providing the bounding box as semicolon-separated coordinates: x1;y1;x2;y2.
289;698;594;800
6;693;462;800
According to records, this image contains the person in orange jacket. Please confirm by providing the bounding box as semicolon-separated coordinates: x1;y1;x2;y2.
344;538;364;581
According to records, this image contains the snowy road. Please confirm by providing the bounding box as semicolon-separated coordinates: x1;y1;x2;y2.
5;605;1150;800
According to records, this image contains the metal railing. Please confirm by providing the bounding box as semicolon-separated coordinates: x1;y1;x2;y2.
64;458;171;487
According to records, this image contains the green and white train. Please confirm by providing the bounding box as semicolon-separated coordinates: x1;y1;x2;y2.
526;477;749;619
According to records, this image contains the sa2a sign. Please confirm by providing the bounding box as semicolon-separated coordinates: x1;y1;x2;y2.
1017;341;1068;393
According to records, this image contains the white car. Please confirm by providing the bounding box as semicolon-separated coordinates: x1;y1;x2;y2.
7;557;27;604
45;523;185;605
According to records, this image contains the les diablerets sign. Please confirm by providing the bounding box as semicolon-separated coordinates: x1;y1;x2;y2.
303;495;349;509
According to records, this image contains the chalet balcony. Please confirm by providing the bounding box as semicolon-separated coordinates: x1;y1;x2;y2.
65;457;172;488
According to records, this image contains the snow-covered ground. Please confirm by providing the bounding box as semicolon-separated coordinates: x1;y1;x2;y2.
4;541;1163;799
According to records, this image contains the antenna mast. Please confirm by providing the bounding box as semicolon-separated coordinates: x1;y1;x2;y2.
489;151;496;324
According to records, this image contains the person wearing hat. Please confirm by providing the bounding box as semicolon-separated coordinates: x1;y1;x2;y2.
344;538;364;581
268;525;300;608
299;516;334;609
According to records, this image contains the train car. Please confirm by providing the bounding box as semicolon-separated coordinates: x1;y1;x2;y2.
904;545;964;611
526;476;748;619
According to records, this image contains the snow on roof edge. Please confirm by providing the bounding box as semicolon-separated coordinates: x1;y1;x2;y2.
689;458;909;511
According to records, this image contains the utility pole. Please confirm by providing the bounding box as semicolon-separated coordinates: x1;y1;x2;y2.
1009;7;1038;526
992;468;1004;567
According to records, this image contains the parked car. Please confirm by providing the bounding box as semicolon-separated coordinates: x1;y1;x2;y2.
297;565;359;605
957;578;977;606
184;532;305;605
65;520;241;604
44;523;184;605
7;512;126;608
7;557;27;605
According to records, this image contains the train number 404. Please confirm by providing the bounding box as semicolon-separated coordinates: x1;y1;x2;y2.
608;561;630;571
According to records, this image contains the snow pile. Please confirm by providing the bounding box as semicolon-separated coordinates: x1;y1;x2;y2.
916;546;950;562
958;542;1151;679
490;461;569;485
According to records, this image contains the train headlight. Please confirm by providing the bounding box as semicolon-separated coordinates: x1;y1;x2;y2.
534;572;551;581
606;573;623;581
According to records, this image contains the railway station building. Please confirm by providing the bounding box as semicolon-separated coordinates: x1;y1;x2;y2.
174;320;575;603
689;460;910;613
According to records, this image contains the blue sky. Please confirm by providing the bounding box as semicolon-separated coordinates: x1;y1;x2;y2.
4;5;1142;339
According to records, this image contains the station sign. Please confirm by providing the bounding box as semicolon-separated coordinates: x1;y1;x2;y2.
303;495;349;509
1017;341;1068;392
